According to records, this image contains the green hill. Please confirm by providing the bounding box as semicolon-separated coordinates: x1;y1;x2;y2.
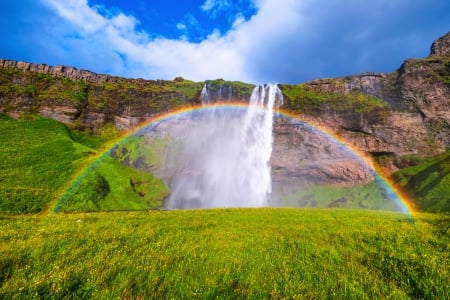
0;114;168;214
0;209;448;299
393;152;450;212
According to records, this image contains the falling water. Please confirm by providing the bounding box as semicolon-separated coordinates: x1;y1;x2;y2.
200;82;234;103
164;84;283;209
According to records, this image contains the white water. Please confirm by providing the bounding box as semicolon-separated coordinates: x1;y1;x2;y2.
165;84;283;209
200;83;233;103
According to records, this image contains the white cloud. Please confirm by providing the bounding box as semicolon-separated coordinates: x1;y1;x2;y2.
38;0;450;83
41;0;251;81
201;0;231;17
201;0;216;12
41;0;107;33
176;23;187;31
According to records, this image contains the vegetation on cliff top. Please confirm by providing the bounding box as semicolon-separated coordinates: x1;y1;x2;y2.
0;67;203;117
400;56;450;86
279;83;389;117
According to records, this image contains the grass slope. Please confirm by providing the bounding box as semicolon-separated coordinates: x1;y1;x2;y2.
0;209;448;299
0;114;168;214
0;114;89;213
393;151;450;212
55;156;169;212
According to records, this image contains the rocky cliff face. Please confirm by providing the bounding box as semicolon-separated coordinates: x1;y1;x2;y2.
0;59;139;84
431;32;450;56
0;61;203;133
199;79;254;103
280;32;450;172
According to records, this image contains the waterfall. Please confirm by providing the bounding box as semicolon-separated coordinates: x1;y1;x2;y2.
165;84;283;209
199;82;235;103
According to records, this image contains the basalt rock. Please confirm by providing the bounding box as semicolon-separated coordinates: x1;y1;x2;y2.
430;31;450;56
0;59;161;84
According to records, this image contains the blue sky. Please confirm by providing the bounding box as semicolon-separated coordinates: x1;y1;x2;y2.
1;0;449;84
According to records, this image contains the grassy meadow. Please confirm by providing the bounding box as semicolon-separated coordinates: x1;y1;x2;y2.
0;113;449;298
0;209;448;299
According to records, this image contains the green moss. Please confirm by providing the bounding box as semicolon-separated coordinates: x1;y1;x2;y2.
280;181;398;211
55;156;169;212
172;79;203;99
112;134;175;174
279;83;389;123
203;79;255;100
279;83;333;114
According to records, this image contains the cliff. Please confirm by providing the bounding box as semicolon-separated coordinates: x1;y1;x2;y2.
0;59;204;131
0;59;140;84
279;32;450;173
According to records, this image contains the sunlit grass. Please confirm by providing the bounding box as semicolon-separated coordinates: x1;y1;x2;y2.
0;209;448;299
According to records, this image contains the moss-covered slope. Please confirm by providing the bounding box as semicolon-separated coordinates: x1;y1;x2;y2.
392;151;450;212
0;114;168;214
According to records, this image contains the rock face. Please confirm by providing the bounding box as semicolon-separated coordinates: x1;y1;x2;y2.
271;118;374;202
199;80;254;103
285;32;450;171
431;31;450;56
0;60;202;132
0;59;154;84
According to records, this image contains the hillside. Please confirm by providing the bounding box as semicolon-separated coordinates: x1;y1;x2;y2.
280;32;450;172
392;151;450;212
0;114;168;214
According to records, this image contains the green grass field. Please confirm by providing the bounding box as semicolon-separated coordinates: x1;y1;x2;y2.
0;209;448;299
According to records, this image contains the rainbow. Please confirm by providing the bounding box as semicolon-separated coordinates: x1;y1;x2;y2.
53;102;417;216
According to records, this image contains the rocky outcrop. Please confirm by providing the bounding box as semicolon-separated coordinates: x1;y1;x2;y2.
200;79;254;103
0;59;114;83
0;61;202;131
284;32;450;168
430;31;450;56
306;72;389;97
0;59;171;85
